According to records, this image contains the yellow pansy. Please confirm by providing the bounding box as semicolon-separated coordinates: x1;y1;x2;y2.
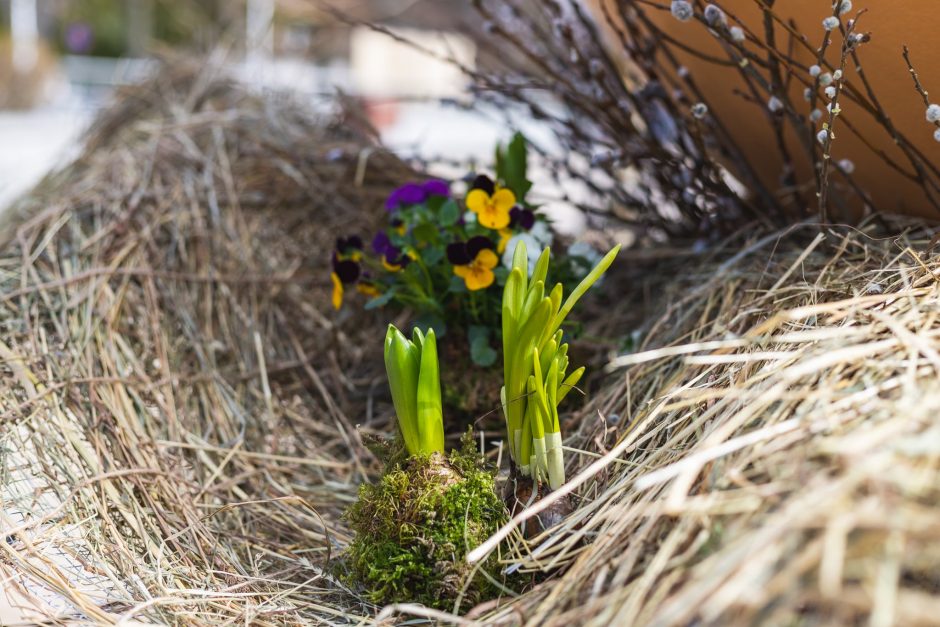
466;187;516;230
453;248;499;291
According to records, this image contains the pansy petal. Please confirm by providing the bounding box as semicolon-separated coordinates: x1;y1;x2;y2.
422;179;450;197
497;229;512;253
331;273;344;310
372;231;393;256
475;248;499;270
447;242;471;265
508;206;520;228
492;188;517;212
334;259;361;283
467;235;496;258
453;265;471;279
466;189;489;213
517;208;535;230
402;184;427;205
470;174;495;195
357;283;379;297
465;268;495;290
479;206;511;230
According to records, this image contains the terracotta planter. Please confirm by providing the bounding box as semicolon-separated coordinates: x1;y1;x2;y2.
598;1;940;218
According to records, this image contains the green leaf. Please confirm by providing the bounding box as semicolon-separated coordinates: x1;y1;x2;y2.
521;280;545;321
426;195;446;212
411;326;425;349
438;199;460;226
416;329;445;454
549;245;621;339
470;337;498;367
512;240;529;295
384;325;421;455
448;275;468;293
500;132;533;201
557;366;585;404
364;288;398;310
468;326;498;367
468;325;491;346
530;348;548;438
421;246;444;267
530;247;551;289
412;223;438;245
503;267;525;322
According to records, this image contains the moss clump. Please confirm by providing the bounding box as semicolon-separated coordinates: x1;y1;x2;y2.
344;433;508;610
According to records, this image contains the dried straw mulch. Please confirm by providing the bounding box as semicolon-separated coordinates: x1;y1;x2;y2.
0;62;405;624
2;64;940;626
495;223;940;626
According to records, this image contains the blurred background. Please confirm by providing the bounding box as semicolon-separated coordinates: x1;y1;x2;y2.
0;0;582;229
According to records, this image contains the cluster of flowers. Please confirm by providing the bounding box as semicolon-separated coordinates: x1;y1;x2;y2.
329;175;544;310
329;135;599;365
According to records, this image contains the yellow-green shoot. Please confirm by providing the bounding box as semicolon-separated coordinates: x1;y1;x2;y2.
384;324;445;456
501;242;620;489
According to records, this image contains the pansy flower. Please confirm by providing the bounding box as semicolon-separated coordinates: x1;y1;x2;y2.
335;236;363;259
385;183;425;211
331;254;361;310
466;175;516;230
372;231;411;272
448;235;499;291
385;179;451;211
382;249;412;272
422;179;450;198
330;236;364;309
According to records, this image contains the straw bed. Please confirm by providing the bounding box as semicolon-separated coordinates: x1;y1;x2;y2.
2;64;940;626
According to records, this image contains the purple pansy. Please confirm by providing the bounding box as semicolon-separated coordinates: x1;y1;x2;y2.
422;179;450;197
372;231;394;256
373;231;410;268
385;179;451;211
385;247;410;268
385;183;426;211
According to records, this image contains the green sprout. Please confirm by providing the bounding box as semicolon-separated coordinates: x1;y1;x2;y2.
501;242;620;489
384;324;445;456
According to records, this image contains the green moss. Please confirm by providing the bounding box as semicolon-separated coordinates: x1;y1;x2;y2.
343;432;508;610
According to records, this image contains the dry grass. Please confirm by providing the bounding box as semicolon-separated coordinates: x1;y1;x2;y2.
0;60;410;625
476;220;940;626
2;61;940;626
